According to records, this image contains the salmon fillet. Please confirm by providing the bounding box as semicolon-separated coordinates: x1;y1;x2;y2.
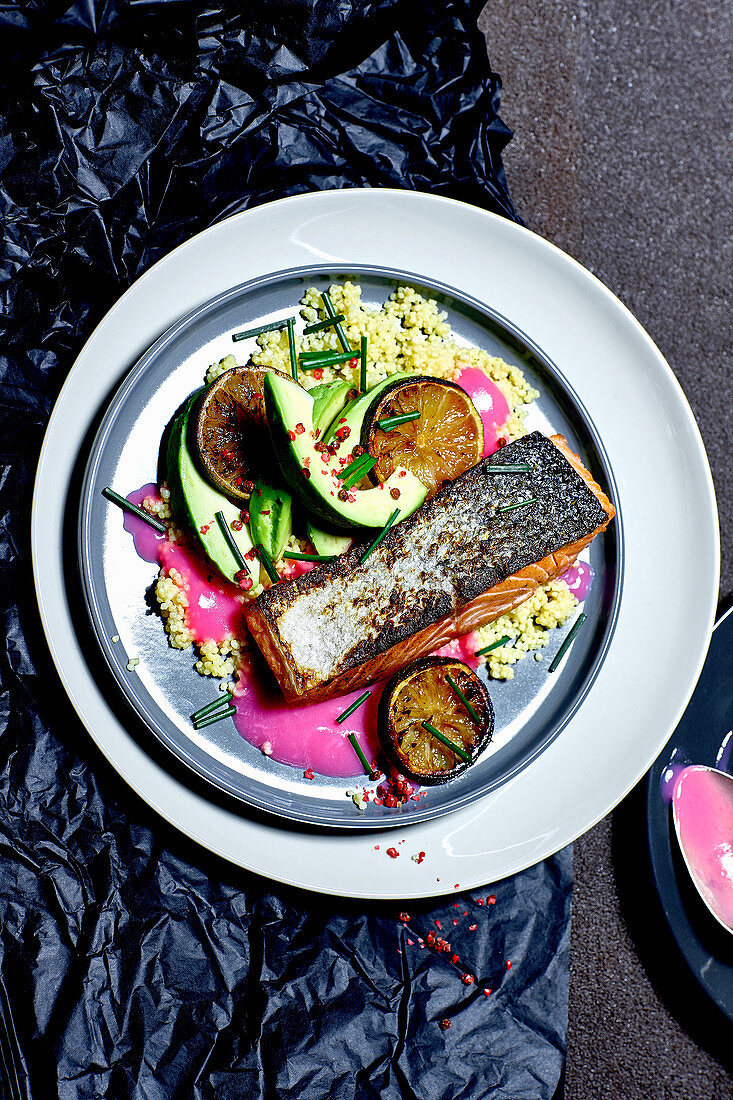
246;432;615;703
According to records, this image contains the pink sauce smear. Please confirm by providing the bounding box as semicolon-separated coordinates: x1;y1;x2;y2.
673;766;733;931
456;367;511;455
559;561;594;601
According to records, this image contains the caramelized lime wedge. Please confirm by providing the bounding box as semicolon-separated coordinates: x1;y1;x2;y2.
195;365;285;501
377;656;493;784
364;377;483;494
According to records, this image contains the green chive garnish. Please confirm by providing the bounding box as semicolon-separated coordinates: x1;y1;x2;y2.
283;550;336;563
548;612;588;673
360;335;367;393
348;733;373;776
255;542;280;583
322;291;351;353
191;691;233;721
303;313;345;335
487;464;531;473
359;508;400;564
287;317;298;382
102;487;167;535
445;674;481;726
376;411;420;431
336;690;371;724
497;497;538;513
339;452;373;481
299;349;341;360
475;636;512;656
341;456;377;490
298;350;357;369
421;721;471;764
232;318;293;342
215;511;247;570
194;705;236;729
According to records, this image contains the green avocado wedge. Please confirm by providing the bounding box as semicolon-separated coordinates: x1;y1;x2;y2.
311;380;354;437
264;373;428;530
306;519;353;557
167;394;258;586
249;479;292;560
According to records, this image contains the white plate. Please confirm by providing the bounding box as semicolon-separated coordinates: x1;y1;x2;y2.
32;189;719;899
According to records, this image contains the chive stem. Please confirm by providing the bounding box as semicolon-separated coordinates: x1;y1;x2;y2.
421;721;471;764
475;636;512;657
336;690;371;724
298;350;358;369
102;488;167;535
341;456;377;489
215;511;247;570
339;452;373;481
287;318;298;382
232;318;293;342
445;674;482;726
191;691;233;721
303;313;345;335
322;291;351;353
497;497;538;513
348;733;373;776
548;612;588;673
194;705;236;729
359;508;400;564
360;335;367;393
283;550;336;562
377;411;420;431
487;464;531;473
255;542;280;583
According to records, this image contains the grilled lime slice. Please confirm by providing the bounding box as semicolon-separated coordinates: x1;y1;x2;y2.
195;365;285;501
377;656;493;784
363;376;483;493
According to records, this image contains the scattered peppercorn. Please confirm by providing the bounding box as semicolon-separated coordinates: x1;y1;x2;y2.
438;1019;451;1031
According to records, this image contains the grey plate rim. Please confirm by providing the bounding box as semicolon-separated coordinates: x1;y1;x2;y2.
78;261;624;829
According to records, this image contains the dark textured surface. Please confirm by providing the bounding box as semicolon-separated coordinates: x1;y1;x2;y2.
480;0;733;1095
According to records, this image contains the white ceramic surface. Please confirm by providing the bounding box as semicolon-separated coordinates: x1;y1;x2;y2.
32;189;719;899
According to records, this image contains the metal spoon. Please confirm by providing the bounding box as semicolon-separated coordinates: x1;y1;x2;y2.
672;764;733;935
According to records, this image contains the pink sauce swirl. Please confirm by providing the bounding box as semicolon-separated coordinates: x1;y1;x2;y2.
456;367;511;455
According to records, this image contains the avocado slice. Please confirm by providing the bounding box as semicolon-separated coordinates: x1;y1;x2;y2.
306;519;353;557
264;373;428;530
167;395;258;586
311;380;355;437
249;479;292;560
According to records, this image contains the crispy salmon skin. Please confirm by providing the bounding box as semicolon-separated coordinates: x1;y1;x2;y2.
246;432;615;703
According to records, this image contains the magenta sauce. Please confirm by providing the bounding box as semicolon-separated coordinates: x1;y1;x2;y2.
123;486;247;642
455;367;511;455
673;766;733;930
559;561;594;601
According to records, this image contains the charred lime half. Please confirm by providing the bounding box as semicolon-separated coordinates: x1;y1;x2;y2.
377;656;494;785
195;364;284;501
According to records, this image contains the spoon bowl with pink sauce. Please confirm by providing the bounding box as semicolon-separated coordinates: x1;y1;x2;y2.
672;765;733;936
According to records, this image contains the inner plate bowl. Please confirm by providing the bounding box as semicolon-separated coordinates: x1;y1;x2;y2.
78;264;622;829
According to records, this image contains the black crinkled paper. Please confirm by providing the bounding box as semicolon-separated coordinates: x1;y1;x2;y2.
0;1;569;1096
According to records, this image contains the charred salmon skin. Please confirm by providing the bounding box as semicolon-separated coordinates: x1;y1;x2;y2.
245;432;615;703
